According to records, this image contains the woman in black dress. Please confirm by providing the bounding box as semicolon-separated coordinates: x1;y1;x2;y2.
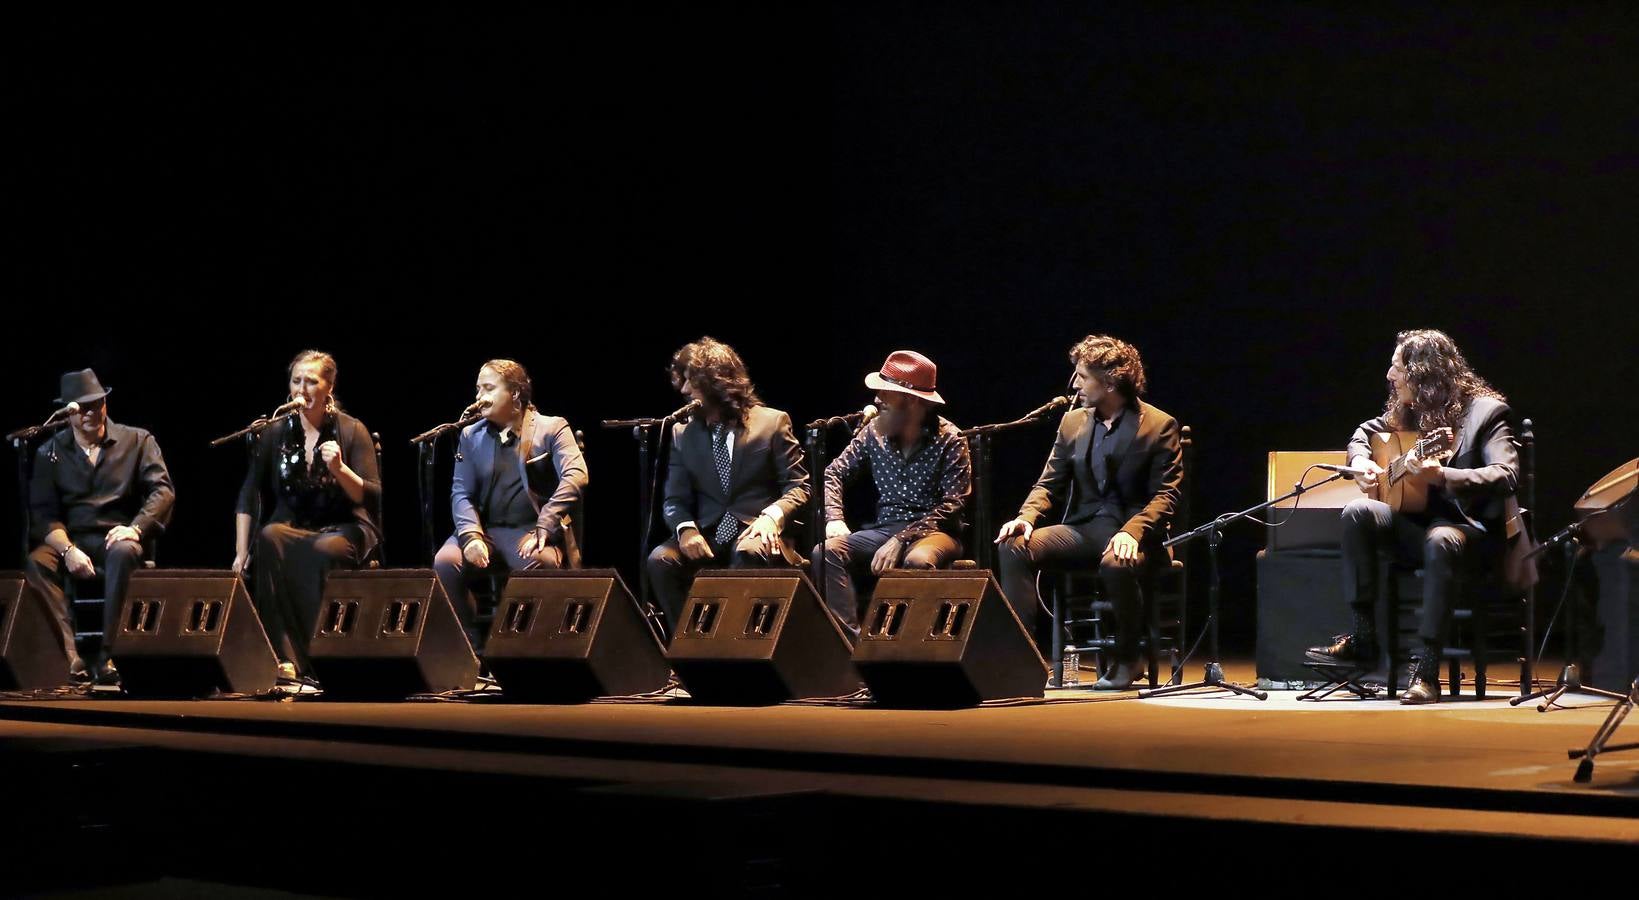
234;349;381;679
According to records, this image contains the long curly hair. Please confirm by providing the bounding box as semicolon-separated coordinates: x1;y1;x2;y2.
669;337;761;426
1069;334;1147;398
1383;329;1504;432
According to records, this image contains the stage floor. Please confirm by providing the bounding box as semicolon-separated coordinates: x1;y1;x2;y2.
4;661;1638;851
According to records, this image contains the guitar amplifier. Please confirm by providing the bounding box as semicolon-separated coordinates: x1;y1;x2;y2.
1266;451;1359;551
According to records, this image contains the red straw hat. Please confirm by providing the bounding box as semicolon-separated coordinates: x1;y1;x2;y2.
864;350;944;404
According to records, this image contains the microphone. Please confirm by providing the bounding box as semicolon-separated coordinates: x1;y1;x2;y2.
1023;395;1073;420
1315;463;1372;479
271;397;309;418
668;400;701;421
44;401;81;422
459;399;493;419
857;404;879;426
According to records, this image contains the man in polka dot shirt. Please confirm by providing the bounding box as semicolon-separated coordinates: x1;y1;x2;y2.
815;350;972;639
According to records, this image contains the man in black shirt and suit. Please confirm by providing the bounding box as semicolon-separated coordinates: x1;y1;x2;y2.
996;336;1183;690
25;369;175;683
646;338;811;632
1307;329;1520;704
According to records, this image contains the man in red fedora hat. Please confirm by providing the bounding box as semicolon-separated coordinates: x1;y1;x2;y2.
996;335;1182;690
25;368;175;685
815;350;972;639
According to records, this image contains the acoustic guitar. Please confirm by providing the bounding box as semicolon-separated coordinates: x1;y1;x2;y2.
1367;427;1454;514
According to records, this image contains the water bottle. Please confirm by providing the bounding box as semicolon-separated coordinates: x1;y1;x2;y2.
1060;651;1080;687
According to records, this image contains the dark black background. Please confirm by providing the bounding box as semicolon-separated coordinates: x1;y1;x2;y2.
4;6;1635;653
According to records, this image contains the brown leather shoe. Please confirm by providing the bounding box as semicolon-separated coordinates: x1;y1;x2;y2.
1305;632;1379;666
1400;660;1441;705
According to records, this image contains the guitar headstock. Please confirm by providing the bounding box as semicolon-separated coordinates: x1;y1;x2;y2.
1419;426;1455;461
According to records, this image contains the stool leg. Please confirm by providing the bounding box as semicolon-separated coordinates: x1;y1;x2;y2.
1383;559;1399;700
1145;577;1160;690
1050;577;1064;688
1475;589;1489;701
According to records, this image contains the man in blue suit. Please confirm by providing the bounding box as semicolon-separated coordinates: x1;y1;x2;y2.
433;360;588;646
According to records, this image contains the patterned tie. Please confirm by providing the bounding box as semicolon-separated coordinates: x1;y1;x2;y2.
711;423;741;545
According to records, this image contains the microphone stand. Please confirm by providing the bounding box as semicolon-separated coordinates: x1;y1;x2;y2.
7;419;68;563
409;411;488;564
959;400;1068;571
1513;497;1635;712
602;412;687;625
1138;472;1351;701
211;401;298;570
803;411;877;610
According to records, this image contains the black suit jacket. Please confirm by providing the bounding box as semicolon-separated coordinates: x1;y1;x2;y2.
1016;399;1183;548
661;405;810;538
1347;395;1519;532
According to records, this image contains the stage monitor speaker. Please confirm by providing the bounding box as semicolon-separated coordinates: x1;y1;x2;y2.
1266;450;1358;551
308;569;478;699
484;569;669;702
851;570;1046;707
0;571;71;690
666;569;859;705
109;569;278;697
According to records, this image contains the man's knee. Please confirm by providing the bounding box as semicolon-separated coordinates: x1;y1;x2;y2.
999;536;1032;567
1341;497;1380;527
433;541;466;577
26;544;59;577
822;536;853;563
105;540;142;564
902;546;943;569
647;542;682;573
1098;556;1141;583
1424;526;1467;561
732;544;774;567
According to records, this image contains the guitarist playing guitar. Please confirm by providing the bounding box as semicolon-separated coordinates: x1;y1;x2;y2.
1307;330;1521;704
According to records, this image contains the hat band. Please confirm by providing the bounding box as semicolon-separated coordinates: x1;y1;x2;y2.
877;371;934;393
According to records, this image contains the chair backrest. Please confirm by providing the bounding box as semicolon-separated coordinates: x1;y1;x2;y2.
367;431;385;568
570;429;587;566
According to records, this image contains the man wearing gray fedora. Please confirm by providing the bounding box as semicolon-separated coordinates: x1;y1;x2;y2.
26;369;175;684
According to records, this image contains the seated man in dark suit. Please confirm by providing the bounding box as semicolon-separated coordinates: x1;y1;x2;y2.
433;359;588;648
646;337;811;632
1307;329;1519;704
815;350;971;640
26;369;175;684
996;335;1183;690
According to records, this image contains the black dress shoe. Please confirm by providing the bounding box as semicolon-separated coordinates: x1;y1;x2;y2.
1401;659;1441;705
1304;633;1379;666
94;659;121;686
